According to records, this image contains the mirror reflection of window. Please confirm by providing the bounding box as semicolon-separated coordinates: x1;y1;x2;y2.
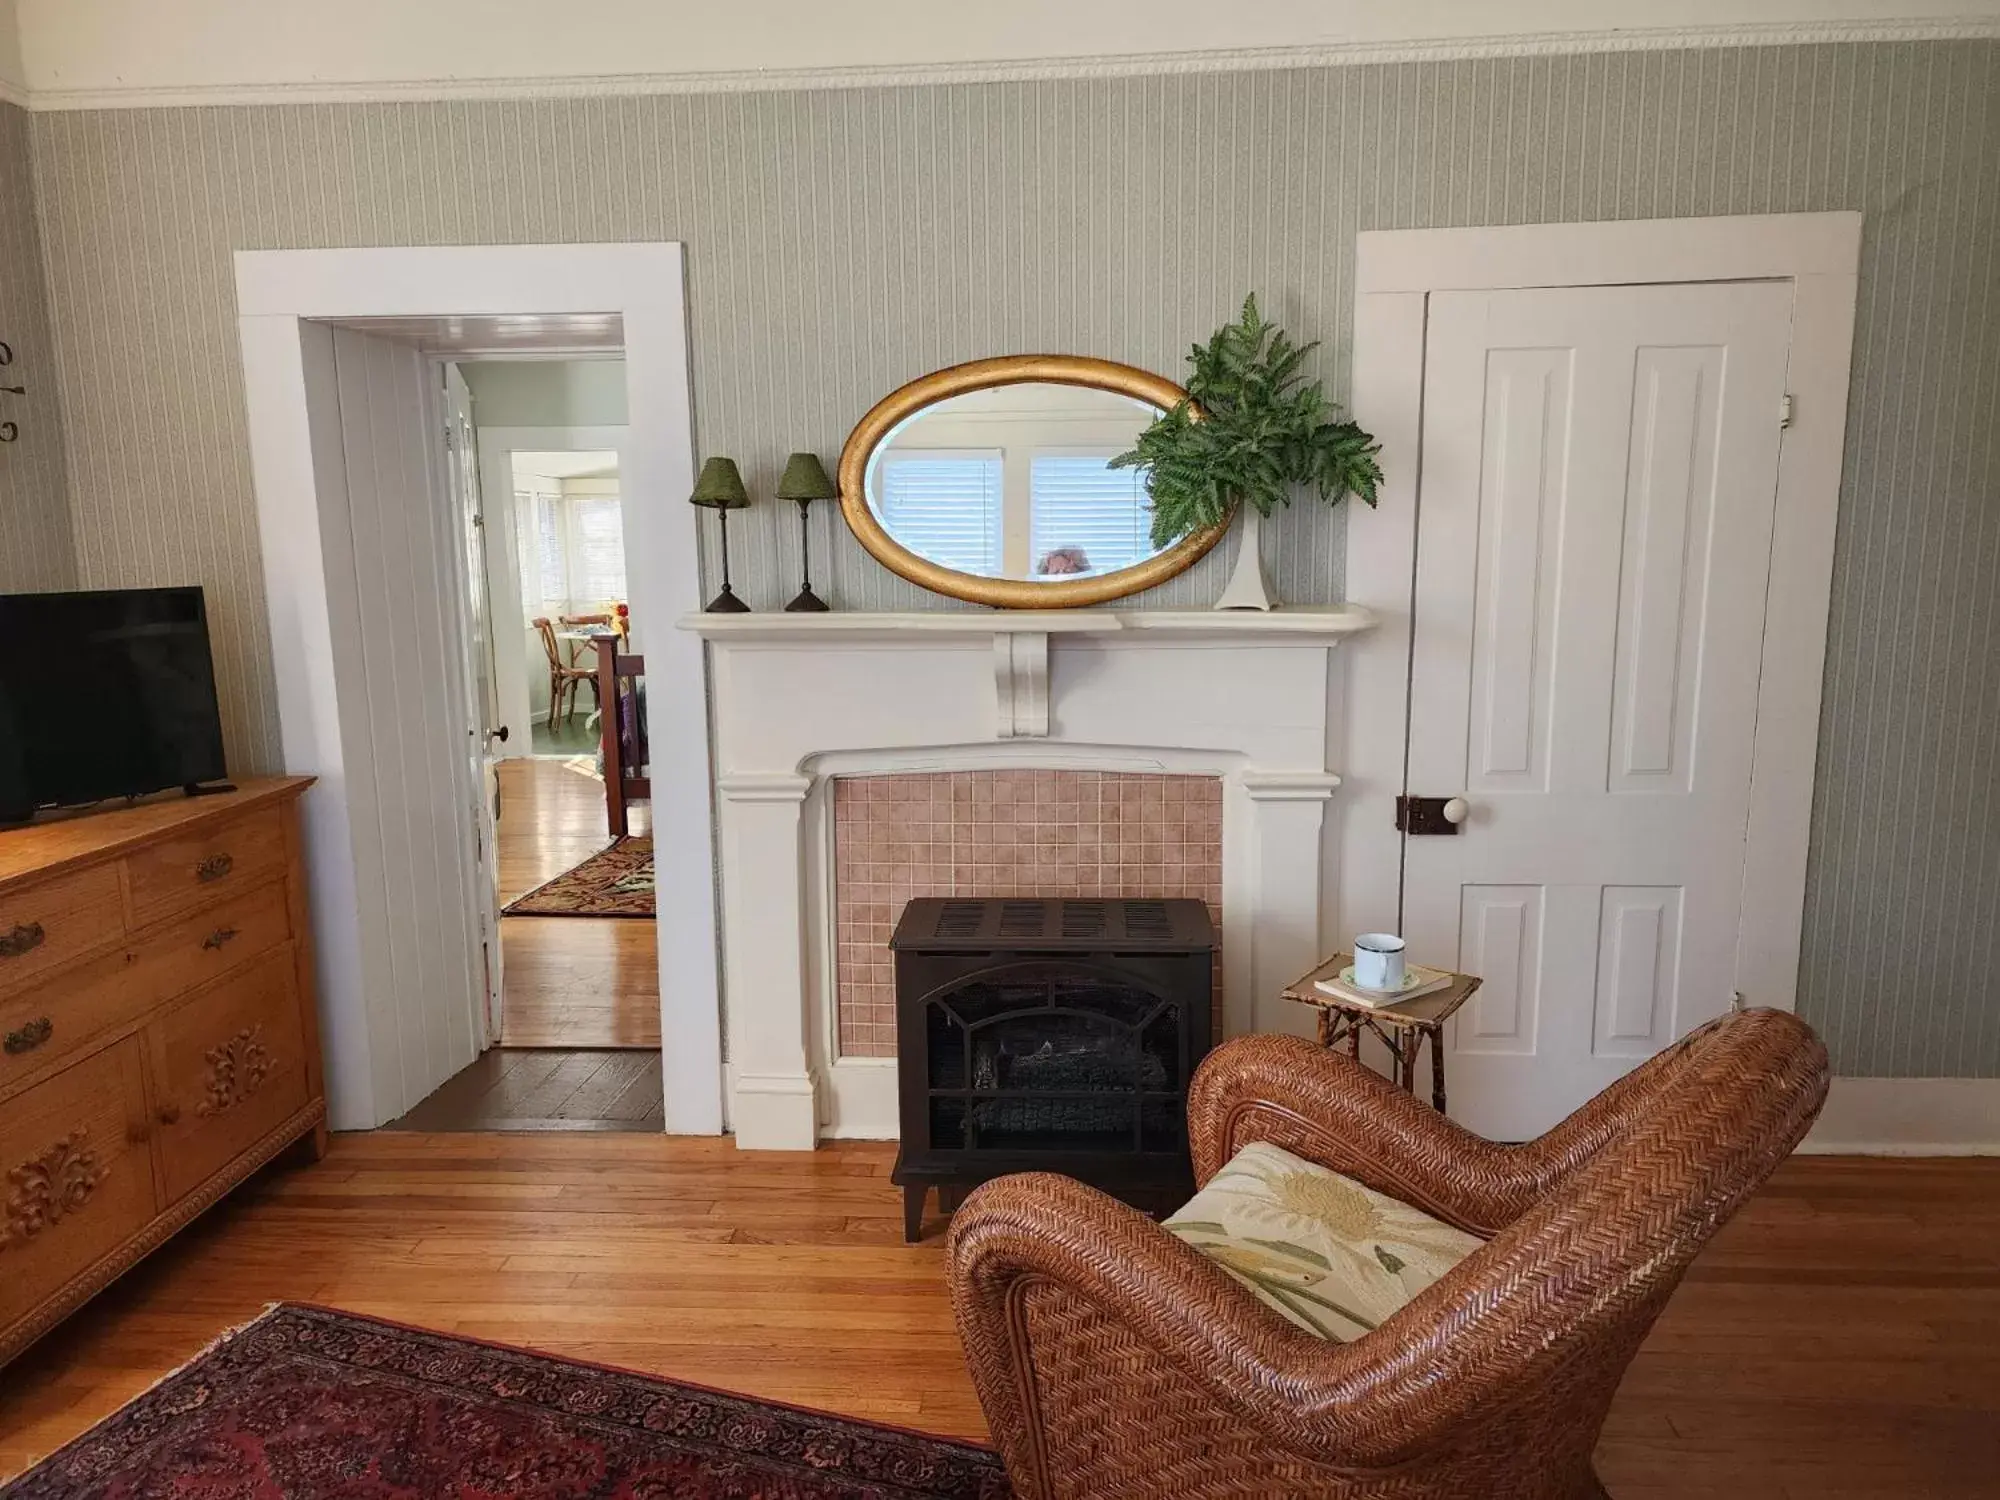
1029;454;1153;579
876;451;1004;574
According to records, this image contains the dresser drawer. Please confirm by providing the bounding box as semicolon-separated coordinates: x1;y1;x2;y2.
0;863;125;999
123;807;286;928
0;882;294;1099
147;946;310;1204
141;881;294;1008
0;1037;158;1333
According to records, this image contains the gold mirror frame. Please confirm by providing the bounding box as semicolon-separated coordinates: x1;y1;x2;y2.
837;354;1230;608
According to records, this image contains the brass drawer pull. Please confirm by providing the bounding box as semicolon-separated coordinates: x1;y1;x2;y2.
195;853;234;883
202;927;239;952
4;1017;53;1055
0;922;46;959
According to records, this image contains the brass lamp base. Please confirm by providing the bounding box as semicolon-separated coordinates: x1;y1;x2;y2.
705;583;752;613
784;586;830;613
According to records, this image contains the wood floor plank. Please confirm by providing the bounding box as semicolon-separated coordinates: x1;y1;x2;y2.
1;1139;1996;1494
497;758;659;1049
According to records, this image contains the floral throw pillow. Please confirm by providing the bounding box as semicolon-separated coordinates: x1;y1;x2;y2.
1164;1140;1484;1342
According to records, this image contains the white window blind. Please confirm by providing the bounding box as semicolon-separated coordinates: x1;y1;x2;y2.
535;494;566;609
570;495;627;602
1029;455;1154;577
876;452;1003;574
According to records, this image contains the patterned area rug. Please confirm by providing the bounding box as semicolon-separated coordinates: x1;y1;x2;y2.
3;1304;1009;1499
505;836;655;917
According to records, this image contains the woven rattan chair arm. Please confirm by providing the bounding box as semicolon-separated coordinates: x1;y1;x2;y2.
947;1171;1489;1476
1186;1034;1568;1234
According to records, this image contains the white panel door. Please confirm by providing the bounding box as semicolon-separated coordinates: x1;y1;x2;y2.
327;327;487;1113
1404;281;1793;1140
443;363;505;1043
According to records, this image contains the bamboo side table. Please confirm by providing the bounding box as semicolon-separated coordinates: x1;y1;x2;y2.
1281;954;1483;1113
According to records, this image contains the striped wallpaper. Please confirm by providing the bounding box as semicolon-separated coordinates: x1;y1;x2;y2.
17;40;2000;1076
0;102;71;590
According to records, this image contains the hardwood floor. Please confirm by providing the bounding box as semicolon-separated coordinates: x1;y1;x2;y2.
497;757;658;1050
1;1141;1996;1494
387;1048;665;1131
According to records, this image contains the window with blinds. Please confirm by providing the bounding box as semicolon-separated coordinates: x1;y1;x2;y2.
517;487;626;617
569;496;627;602
1029;455;1154;577
876;452;1003;574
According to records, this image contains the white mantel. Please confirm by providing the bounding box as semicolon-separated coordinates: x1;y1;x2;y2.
681;606;1375;1149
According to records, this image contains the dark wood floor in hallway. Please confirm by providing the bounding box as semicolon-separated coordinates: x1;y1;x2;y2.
386;1048;665;1131
1;1141;1996;1496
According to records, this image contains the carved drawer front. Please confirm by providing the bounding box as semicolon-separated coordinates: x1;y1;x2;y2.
0;863;124;1000
147;947;308;1204
0;1037;156;1332
123;807;285;928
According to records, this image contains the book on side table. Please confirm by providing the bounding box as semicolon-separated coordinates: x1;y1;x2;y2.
1314;961;1457;1010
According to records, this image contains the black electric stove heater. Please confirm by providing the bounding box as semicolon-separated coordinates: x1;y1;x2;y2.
888;896;1216;1241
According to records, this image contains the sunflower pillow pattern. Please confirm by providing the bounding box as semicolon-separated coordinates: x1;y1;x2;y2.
1164;1141;1484;1341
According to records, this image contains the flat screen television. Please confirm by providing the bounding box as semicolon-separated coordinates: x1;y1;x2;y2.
0;587;230;820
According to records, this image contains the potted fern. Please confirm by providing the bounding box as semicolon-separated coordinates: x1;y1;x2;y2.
1112;295;1383;609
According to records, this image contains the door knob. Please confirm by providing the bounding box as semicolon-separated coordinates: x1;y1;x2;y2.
1395;795;1468;836
484;726;510;747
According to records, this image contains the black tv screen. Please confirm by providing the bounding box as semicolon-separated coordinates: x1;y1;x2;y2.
0;587;228;818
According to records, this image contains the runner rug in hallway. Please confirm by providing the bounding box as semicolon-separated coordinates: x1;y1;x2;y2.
2;1304;1008;1499
504;835;655;917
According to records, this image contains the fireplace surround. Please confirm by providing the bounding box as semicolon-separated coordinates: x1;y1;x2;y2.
682;608;1373;1149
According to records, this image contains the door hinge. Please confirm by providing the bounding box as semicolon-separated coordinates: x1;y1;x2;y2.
1778;393;1794;430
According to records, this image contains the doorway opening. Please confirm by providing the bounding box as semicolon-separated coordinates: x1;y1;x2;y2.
429;357;661;1128
236;245;721;1139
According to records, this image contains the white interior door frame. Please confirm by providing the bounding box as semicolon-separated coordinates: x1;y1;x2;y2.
472;422;633;752
1344;212;1861;1018
235;244;723;1134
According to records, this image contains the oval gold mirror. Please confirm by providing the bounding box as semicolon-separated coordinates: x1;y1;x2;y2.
837;355;1229;608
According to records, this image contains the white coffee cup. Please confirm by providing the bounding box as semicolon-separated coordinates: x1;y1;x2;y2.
1353;933;1407;991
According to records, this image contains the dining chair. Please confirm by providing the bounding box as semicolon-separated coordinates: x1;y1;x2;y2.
533;616;598;728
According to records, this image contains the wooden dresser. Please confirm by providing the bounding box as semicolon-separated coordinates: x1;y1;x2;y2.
0;777;324;1365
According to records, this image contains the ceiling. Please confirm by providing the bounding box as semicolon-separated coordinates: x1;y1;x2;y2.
513;450;619;481
328;314;623;355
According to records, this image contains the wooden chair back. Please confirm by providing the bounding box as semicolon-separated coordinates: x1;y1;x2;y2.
532;617;564;672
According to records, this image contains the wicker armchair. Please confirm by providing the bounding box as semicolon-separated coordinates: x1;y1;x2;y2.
948;1008;1828;1499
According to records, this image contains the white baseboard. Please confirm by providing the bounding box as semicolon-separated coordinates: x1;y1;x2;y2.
822;1057;901;1140
817;1063;2000;1153
1797;1076;2000;1156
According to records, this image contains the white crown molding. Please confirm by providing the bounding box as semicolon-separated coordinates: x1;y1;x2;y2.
19;16;2000;112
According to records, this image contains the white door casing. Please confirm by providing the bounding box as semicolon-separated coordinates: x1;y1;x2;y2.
1405;281;1792;1139
236;245;721;1133
1345;214;1860;1141
472;422;634;750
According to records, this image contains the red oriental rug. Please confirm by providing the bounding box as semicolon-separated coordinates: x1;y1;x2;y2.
504;836;655;917
2;1304;1009;1499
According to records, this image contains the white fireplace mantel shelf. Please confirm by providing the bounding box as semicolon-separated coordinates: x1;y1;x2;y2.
687;601;1377;1150
679;604;1376;643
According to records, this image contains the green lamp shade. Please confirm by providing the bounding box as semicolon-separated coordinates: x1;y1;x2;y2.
775;451;837;502
689;456;750;509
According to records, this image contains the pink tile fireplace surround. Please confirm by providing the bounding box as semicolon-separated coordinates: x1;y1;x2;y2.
834;771;1224;1057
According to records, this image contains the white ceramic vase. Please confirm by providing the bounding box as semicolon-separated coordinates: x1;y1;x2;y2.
1214;503;1275;611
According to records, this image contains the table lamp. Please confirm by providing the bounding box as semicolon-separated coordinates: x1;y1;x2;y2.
689;456;752;613
776;451;837;612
